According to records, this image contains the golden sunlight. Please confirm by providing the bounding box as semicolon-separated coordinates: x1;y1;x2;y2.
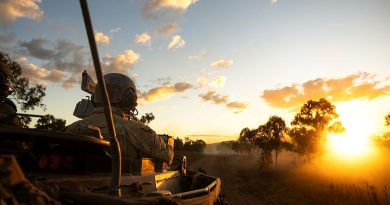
327;100;377;159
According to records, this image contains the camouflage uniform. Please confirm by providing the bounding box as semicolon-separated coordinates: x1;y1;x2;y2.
65;107;174;164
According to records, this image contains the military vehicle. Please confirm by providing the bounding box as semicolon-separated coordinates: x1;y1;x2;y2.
0;1;224;204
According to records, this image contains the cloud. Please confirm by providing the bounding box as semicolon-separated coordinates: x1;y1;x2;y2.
16;57;66;86
168;35;185;49
211;76;227;88
199;91;229;105
261;72;390;109
143;0;199;17
189;50;206;60
110;27;122;34
226;102;249;110
196;75;226;89
197;75;209;87
20;38;54;60
20;38;87;73
0;0;43;25
17;57;46;84
155;23;179;37
62;74;79;89
210;59;233;69
102;49;140;74
45;69;65;82
141;82;193;103
95;32;110;45
271;0;278;4
134;32;151;45
199;90;249;113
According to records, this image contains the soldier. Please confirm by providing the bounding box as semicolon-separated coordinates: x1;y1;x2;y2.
0;61;21;126
65;73;174;165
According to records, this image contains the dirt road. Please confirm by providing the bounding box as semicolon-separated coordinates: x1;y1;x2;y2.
189;154;263;205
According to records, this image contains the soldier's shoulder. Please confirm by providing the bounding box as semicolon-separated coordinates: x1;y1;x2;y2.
0;97;17;112
121;119;156;135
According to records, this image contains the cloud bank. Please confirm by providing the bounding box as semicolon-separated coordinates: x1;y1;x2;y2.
262;72;390;109
0;0;43;25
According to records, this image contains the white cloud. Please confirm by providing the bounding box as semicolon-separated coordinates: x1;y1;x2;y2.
210;59;233;69
95;32;110;45
0;0;43;25
134;32;152;45
102;49;140;74
143;0;199;16
168;35;185;49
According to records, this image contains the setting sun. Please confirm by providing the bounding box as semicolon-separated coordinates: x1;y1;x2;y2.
327;100;379;159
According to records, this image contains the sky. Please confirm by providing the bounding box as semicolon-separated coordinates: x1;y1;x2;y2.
0;0;389;143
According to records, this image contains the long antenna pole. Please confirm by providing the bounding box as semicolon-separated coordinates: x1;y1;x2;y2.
79;0;121;196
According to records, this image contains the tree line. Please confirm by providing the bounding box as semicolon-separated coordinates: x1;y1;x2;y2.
174;137;206;153
229;98;390;169
228;98;344;168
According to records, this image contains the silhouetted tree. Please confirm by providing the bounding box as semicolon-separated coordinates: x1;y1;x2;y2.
174;137;184;151
183;137;206;152
258;116;287;168
1;51;46;127
140;112;155;125
256;124;273;168
35;114;66;131
290;98;344;160
386;112;390;127
238;127;257;157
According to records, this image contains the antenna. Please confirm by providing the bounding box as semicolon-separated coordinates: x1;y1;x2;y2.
79;0;122;196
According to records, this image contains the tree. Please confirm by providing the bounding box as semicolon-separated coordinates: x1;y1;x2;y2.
140;112;155;125
290;98;344;160
238;127;257;157
386;112;390;127
174;137;184;151
258;116;287;168
183;137;206;153
1;51;46;127
35;114;66;131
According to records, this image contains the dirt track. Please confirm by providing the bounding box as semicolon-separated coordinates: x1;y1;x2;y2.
189;154;263;205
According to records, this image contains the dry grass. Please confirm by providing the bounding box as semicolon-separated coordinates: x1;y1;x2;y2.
235;167;390;205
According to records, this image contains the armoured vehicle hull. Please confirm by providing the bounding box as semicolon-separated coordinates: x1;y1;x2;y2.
0;127;223;205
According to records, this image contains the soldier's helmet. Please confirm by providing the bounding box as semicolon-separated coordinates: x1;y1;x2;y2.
92;73;137;111
0;62;12;97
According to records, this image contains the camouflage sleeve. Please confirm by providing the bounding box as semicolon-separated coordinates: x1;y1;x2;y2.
122;122;174;164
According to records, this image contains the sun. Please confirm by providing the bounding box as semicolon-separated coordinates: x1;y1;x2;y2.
326;101;377;159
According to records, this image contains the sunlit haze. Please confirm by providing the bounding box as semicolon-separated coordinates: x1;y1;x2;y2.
0;0;389;145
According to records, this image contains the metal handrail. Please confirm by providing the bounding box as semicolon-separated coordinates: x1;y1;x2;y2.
79;0;122;196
